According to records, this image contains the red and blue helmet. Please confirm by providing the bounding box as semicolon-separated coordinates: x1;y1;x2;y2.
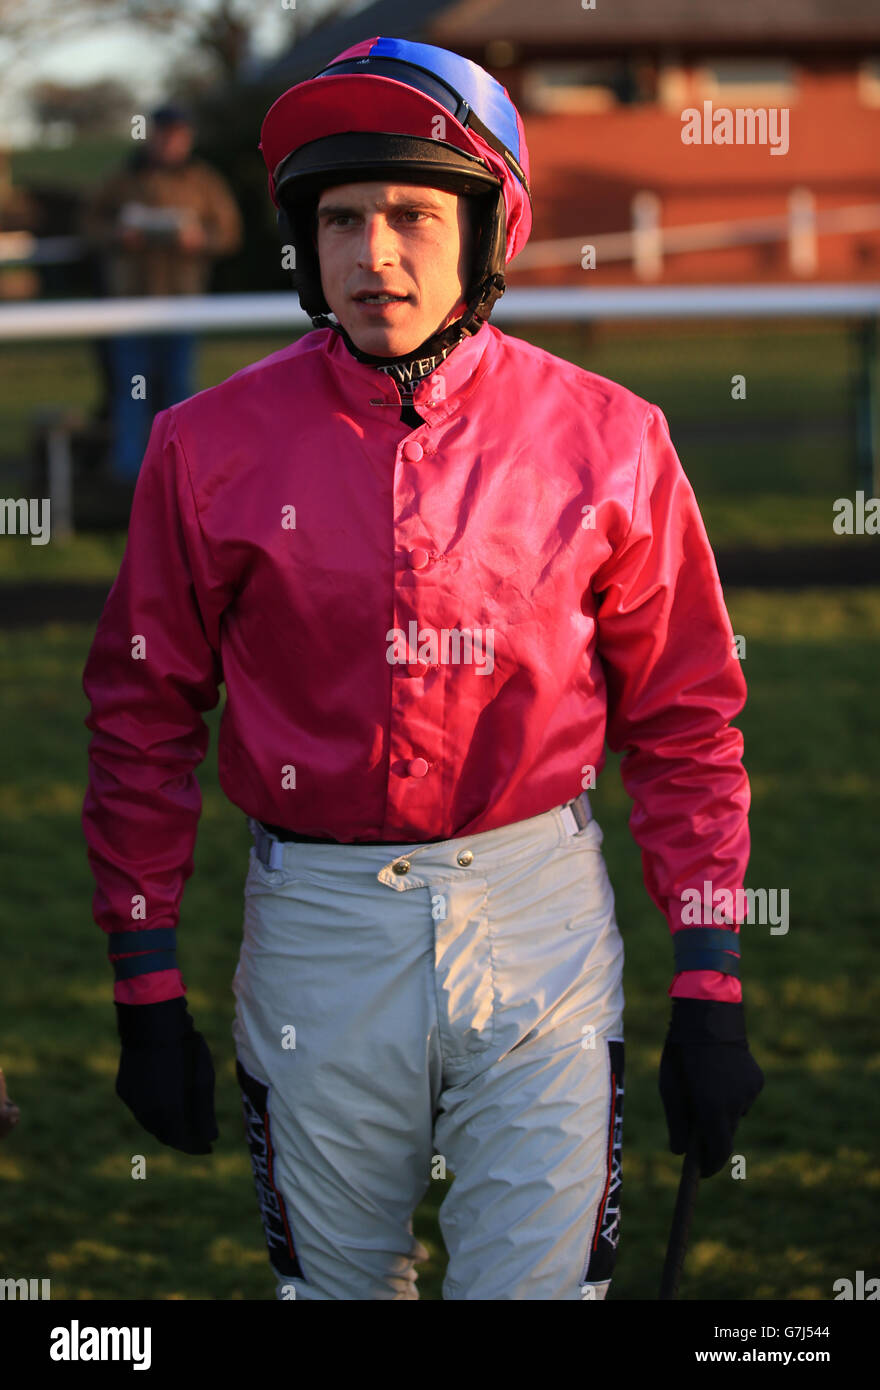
260;36;533;326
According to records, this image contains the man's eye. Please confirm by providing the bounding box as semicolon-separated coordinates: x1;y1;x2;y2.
323;211;427;227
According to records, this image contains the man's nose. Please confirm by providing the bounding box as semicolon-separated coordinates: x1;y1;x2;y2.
356;215;396;269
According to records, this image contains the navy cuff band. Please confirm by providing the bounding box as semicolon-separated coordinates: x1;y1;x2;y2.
108;928;177;954
674;927;741;978
113;951;178;981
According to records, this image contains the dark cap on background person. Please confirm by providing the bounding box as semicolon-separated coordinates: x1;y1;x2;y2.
151;103;193;129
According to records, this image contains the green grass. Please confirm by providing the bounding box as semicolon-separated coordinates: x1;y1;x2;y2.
528;319;858;427
1;589;878;1299
0;530;128;583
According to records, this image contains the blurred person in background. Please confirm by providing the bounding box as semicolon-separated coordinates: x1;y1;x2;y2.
82;104;243;481
0;148;43;301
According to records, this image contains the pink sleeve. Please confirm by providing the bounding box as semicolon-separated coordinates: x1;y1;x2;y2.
593;406;750;1003
82;408;224;1005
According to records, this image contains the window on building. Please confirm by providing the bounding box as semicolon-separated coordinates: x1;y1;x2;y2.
522;60;655;113
696;58;797;103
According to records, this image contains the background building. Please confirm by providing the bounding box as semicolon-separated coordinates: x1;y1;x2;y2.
259;0;880;285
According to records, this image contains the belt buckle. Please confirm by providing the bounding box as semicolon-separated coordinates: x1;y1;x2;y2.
250;818;286;870
560;793;589;837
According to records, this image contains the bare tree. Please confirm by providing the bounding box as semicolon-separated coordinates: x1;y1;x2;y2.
29;78;133;136
1;1;359;82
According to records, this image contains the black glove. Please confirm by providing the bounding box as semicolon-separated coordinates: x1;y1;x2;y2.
115;997;218;1154
659;998;763;1178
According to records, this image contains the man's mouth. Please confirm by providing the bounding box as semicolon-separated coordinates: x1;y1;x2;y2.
353;292;410;304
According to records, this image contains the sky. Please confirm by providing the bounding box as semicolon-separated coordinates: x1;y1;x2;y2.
0;2;309;146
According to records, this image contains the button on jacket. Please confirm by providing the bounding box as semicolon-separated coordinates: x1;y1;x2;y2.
81;322;750;1008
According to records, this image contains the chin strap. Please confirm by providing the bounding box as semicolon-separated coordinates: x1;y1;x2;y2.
310;271;506;381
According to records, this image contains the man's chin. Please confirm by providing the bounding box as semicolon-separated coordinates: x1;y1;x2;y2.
334;303;466;359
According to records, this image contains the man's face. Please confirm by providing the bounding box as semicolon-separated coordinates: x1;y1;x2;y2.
150;123;194;166
315;181;472;357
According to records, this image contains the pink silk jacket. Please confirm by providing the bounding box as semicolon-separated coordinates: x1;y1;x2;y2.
82;322;750;1006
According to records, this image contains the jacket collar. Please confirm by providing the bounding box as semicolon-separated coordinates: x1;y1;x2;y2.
318;320;495;425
